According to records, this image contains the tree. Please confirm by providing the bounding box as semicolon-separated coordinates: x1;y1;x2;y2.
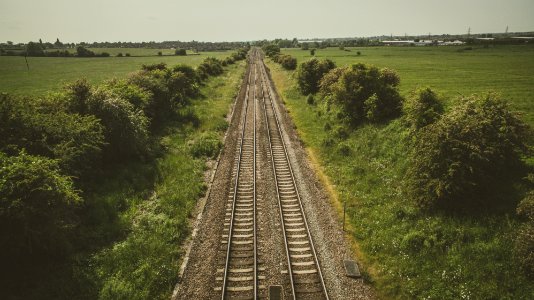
76;46;95;57
0;151;82;261
297;58;336;95
406;94;529;211
403;88;444;130
319;64;402;124
310;49;316;56
301;43;309;50
54;38;63;48
26;41;44;56
262;44;280;57
174;49;186;56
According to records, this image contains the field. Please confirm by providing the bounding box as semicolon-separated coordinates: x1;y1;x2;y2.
267;44;534;299
0;49;232;95
282;45;534;124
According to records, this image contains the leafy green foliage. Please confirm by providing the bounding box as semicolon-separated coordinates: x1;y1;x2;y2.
197;57;224;80
297;58;336;95
407;94;529;210
273;54;297;70
262;44;280;58
190;131;222;158
403;88;444;130
516;191;534;275
0;93;105;177
174;49;186;56
85;89;150;162
26;41;45;56
320;63;403;124
0;151;81;261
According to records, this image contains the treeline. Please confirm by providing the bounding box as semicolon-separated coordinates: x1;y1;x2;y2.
0;48;249;291
289;57;534;275
0;39;248;53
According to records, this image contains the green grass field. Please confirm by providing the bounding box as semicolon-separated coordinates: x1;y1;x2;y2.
267;44;534;299
0;49;232;96
283;45;534;124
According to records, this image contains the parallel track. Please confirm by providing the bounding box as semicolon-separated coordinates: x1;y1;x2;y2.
220;50;259;299
219;48;328;299
257;54;329;300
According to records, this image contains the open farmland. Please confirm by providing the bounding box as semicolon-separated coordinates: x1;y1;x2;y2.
0;50;231;95
282;45;534;124
266;43;534;299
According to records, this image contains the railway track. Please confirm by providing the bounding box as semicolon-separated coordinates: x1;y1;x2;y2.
257;54;329;300
218;48;328;299
219;50;260;299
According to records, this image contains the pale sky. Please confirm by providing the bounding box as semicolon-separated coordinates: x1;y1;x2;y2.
1;0;533;43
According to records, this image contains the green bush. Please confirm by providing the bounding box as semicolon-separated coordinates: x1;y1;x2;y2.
320;64;403;124
0;93;105;177
516;191;534;276
403;88;444;130
190;131;222;158
274;54;297;70
406;94;529;210
174;48;186;56
262;44;280;58
197;57;224;80
0;151;81;261
85;89;150;162
306;94;314;105
297;58;336;95
102;79;152;110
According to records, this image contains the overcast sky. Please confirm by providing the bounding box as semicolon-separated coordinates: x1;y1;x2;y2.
1;0;533;43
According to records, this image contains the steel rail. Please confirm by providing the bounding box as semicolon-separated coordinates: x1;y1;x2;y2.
221;51;258;299
257;54;329;300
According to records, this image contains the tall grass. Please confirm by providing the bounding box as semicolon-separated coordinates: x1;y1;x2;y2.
266;59;534;299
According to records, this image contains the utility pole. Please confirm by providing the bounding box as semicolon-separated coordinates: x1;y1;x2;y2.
505;25;509;35
467;27;471;38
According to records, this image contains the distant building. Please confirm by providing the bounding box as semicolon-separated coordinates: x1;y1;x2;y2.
382;39;464;46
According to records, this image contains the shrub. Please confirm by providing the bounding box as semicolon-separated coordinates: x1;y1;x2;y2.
125;53;130;57
102;79;152;110
197;57;224;79
142;63;167;71
174;49;186;56
0;151;82;262
516;191;534;275
406;94;529;211
76;46;95;57
321;64;403;124
262;44;280;58
190;131;222;158
85;89;150;161
357;51;361;56
62;81;150;161
310;49;315;56
297;58;336;95
117;53;123;57
306;94;314;105
157;51;162;56
403;88;444;130
273;54;297;70
0;93;105;177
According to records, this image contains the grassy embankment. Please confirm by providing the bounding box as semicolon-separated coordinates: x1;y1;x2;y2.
0;50;231;95
9;59;245;299
267;45;534;299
